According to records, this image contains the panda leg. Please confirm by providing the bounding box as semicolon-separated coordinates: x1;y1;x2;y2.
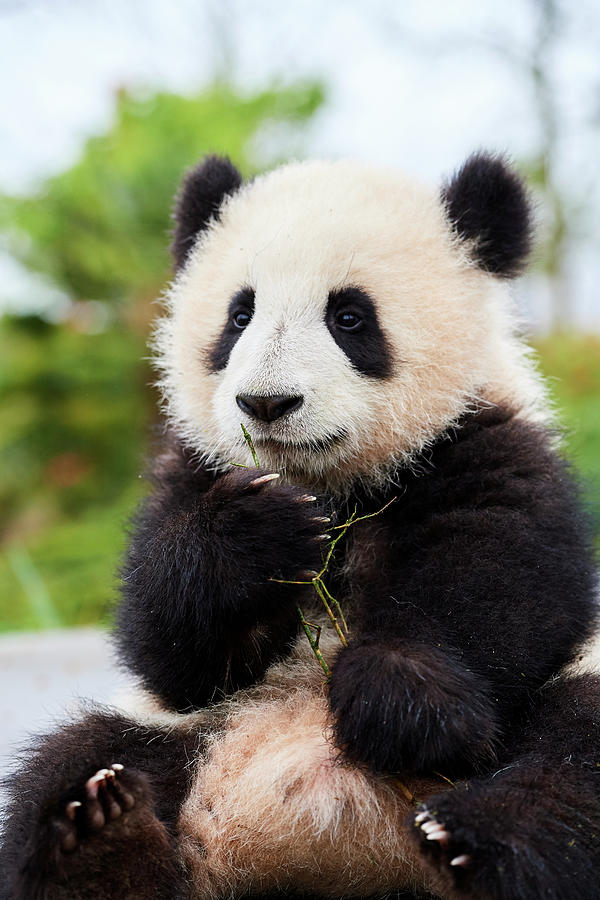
0;708;200;900
408;674;600;900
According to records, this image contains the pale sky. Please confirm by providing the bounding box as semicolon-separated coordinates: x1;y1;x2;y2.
1;0;599;327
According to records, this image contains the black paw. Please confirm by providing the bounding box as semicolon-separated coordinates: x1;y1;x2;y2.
207;467;331;587
410;780;600;900
328;639;499;775
53;764;140;854
412;805;473;887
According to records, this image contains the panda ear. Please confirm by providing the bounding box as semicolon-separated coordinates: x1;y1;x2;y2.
441;152;533;278
171;155;243;270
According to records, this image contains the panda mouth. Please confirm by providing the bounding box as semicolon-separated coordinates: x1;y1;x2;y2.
254;430;347;454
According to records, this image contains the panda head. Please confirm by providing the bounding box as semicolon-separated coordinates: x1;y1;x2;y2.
154;153;546;493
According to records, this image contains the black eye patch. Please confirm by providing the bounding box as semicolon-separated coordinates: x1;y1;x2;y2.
205;287;255;372
326;287;393;378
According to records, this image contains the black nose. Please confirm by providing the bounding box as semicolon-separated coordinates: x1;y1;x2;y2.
236;394;303;422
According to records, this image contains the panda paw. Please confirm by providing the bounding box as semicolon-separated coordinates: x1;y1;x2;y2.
54;764;139;854
207;467;331;585
328;638;499;775
410;778;600;900
414;807;471;868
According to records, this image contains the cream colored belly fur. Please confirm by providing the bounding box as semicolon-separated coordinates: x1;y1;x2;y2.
171;631;448;898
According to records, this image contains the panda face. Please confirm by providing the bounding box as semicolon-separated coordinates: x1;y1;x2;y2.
155;159;546;491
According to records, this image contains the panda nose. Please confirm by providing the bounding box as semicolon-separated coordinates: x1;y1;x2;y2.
236;394;304;422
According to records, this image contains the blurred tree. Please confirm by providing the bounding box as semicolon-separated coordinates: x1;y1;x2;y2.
0;81;324;313
516;0;569;329
372;0;598;332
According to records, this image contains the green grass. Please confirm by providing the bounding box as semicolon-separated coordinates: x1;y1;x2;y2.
533;334;600;540
0;484;143;633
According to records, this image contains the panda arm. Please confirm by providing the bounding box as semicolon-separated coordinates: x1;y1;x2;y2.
329;408;597;775
117;439;325;712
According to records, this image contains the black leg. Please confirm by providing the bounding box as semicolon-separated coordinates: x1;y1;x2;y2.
0;708;198;900
409;674;600;900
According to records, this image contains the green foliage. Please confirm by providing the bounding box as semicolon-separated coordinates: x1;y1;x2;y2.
0;314;151;531
533;334;600;541
0;82;324;304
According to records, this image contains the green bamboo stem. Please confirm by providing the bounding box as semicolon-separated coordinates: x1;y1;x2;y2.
297;606;331;677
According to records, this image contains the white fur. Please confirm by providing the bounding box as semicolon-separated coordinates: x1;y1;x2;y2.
154;159;550;494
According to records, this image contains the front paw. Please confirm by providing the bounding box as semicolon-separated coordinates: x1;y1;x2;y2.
207;467;331;586
328;639;499;775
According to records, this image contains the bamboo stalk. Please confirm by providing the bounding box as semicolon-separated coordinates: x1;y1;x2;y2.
297;606;331;678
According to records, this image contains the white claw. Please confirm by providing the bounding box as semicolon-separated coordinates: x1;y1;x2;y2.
415;810;430;824
317;534;331;542
66;800;82;820
313;516;331;524
249;473;280;487
298;494;317;503
427;829;450;843
421;819;444;834
450;855;471;867
111;763;124;772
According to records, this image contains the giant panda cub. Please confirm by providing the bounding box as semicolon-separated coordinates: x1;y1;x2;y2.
1;154;599;900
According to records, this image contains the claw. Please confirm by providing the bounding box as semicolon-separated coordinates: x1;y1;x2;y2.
450;855;471;867
65;800;82;821
317;533;331;542
415;810;430;824
298;494;317;503
111;763;124;772
85;773;105;799
313;516;331;524
427;829;450;843
422;819;445;834
249;473;280;487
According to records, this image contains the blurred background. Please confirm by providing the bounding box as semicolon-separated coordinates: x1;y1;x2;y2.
0;0;599;640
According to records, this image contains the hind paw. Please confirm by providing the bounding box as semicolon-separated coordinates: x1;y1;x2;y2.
55;764;137;853
414;807;472;870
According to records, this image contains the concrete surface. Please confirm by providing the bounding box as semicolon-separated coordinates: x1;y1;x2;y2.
0;628;135;803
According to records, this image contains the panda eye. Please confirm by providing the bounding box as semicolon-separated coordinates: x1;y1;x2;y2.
233;310;252;329
335;310;363;332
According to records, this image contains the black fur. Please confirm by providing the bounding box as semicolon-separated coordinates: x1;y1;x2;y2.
325;287;394;378
121;404;596;764
206;286;255;372
171;155;242;270
441;153;533;278
116;445;328;711
328;404;597;775
411;674;600;900
0;710;198;900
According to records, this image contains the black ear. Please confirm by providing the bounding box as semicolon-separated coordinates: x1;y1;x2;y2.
441;152;533;278
171;155;243;270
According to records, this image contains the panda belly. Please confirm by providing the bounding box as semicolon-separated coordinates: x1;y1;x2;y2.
176;629;448;898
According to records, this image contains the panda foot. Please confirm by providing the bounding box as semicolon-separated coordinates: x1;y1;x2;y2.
55;764;139;854
415;807;471;862
410;774;600;900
